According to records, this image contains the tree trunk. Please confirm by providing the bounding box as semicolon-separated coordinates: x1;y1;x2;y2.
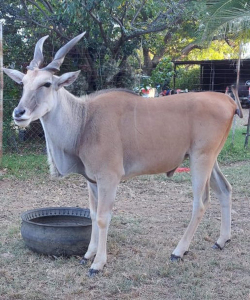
142;47;154;75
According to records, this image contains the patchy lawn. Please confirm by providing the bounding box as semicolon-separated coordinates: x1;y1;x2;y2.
1;160;250;300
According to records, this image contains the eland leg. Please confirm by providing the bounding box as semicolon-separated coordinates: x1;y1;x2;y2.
81;182;99;264
88;175;119;276
210;160;232;250
171;156;213;260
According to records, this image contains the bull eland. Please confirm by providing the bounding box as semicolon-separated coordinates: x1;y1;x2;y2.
3;33;243;276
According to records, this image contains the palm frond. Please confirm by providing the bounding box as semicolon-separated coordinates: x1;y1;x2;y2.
201;1;250;42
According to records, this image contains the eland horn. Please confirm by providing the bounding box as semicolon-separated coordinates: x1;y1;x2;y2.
27;35;49;70
42;32;86;73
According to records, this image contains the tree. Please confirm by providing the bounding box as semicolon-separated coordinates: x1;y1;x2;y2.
1;0;206;91
150;57;174;88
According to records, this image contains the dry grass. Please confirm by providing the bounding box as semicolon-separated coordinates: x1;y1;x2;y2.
1;159;250;300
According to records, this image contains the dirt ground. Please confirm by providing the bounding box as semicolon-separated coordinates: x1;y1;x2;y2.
1;158;250;300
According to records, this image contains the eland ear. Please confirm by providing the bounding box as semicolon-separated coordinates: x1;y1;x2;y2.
3;68;25;84
54;70;81;90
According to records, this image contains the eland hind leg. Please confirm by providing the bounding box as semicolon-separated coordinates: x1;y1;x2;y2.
210;160;232;250
171;155;214;260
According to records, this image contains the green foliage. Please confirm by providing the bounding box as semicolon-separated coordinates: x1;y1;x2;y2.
3;76;22;152
201;0;250;42
187;40;240;60
173;65;200;90
150;57;174;87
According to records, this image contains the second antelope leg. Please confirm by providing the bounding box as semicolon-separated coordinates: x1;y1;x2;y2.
210;160;232;250
171;155;214;260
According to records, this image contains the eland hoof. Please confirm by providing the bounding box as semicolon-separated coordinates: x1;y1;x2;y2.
212;239;231;250
212;242;223;250
80;257;88;265
170;254;183;262
88;268;99;277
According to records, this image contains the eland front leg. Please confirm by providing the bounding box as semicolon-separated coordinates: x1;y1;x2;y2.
81;182;99;264
87;176;119;276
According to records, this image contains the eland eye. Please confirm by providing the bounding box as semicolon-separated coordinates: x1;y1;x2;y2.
44;82;51;88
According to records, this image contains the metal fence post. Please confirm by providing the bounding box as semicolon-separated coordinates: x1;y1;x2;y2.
0;23;3;165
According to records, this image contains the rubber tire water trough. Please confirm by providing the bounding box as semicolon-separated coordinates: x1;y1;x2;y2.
21;207;92;257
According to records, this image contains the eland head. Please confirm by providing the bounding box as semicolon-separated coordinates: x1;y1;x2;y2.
3;32;85;128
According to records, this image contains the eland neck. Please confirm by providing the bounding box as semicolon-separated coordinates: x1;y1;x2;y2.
40;88;87;154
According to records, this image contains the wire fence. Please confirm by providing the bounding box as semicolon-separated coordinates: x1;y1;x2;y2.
1;25;250;155
0;24;3;163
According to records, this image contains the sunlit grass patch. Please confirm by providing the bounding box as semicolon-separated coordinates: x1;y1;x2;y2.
1;154;48;179
219;127;250;164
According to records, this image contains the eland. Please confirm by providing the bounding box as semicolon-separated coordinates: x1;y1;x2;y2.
3;33;243;276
